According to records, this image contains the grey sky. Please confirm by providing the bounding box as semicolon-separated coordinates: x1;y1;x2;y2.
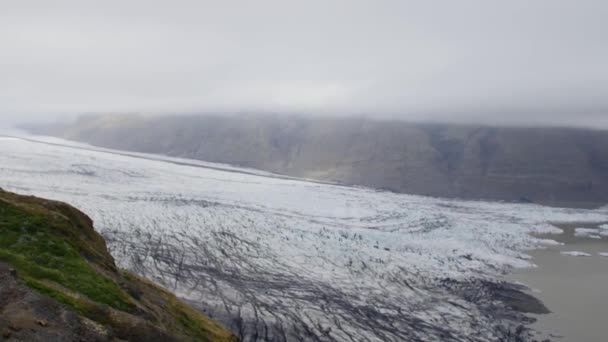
1;0;607;128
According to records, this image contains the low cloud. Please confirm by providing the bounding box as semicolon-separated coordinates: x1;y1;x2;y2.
1;0;607;128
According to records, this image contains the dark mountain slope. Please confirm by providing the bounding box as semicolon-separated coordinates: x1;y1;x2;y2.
33;114;608;208
0;189;236;342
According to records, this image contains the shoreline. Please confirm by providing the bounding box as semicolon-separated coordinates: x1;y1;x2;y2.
510;221;608;342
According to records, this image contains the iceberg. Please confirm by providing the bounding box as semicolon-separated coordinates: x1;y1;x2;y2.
560;251;592;257
574;228;602;239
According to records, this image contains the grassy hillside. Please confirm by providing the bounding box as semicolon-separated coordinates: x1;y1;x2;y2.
0;188;236;342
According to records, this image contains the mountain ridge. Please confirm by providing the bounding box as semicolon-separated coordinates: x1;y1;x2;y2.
29;113;608;208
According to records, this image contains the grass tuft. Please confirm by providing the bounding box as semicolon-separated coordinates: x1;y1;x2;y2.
0;199;134;312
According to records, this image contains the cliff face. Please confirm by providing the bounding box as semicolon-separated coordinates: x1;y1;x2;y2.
0;189;236;342
35;114;608;208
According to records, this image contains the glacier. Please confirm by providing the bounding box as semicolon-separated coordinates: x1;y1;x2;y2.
0;135;606;342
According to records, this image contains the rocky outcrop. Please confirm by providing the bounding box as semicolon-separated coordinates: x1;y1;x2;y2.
0;189;236;342
32;113;608;208
0;261;110;342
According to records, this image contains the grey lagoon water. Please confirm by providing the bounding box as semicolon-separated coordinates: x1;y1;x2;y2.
514;222;608;342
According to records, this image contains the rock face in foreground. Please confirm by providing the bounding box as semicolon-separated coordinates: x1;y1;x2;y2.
34;114;608;208
0;189;236;342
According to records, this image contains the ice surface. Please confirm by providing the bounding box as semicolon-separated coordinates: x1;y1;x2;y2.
574;228;602;239
1;135;607;341
560;251;592;257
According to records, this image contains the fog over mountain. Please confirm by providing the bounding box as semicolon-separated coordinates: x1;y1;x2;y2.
2;0;608;128
31;113;608;209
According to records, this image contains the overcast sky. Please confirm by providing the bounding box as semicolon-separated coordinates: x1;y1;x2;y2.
1;0;607;128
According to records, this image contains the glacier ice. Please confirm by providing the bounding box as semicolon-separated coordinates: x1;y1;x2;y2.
0;135;607;342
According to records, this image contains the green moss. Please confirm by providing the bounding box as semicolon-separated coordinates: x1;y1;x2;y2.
0;190;236;341
177;310;210;340
124;271;236;342
24;277;115;327
166;293;229;342
0;200;134;312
